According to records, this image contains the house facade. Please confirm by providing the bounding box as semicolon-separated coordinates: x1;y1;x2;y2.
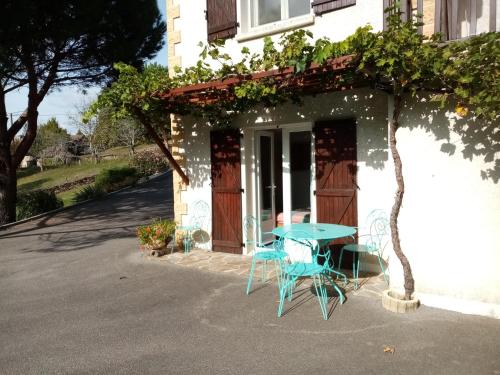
166;0;500;318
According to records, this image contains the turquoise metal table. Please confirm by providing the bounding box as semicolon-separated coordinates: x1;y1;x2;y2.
272;223;356;284
272;223;356;242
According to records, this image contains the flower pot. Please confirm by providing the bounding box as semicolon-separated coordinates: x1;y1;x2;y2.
142;236;173;251
382;289;420;313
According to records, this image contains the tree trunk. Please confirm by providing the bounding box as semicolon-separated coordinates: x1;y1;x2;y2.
389;94;415;300
0;143;17;224
0;92;18;224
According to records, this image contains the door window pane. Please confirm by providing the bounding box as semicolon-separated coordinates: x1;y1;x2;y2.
288;0;310;18
290;131;311;212
260;136;272;210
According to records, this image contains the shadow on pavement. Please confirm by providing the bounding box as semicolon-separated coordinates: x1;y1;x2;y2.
0;172;173;253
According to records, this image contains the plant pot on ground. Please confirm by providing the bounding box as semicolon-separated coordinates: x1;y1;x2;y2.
382;289;420;313
137;218;176;256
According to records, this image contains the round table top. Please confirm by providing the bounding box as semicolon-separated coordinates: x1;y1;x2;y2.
272;223;356;241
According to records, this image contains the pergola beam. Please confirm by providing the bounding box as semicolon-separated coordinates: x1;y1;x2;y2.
157;55;355;106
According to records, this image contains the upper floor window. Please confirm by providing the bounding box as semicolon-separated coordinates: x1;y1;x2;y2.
235;0;356;41
435;0;498;40
383;0;423;33
251;0;311;27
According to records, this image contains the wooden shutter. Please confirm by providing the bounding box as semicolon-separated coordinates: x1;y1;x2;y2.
314;120;358;266
312;0;356;16
210;129;243;254
206;0;238;42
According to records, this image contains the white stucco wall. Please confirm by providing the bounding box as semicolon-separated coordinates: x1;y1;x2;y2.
388;95;500;318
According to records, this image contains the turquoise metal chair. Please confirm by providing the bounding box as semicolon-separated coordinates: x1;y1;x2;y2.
277;231;345;320
339;209;390;289
244;215;287;295
177;200;210;253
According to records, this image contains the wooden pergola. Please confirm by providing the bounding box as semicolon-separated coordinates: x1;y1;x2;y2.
156;55;356;106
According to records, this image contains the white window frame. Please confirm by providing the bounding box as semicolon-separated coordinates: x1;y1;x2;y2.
237;0;314;42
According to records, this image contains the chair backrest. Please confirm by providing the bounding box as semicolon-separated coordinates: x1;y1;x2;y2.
365;210;389;252
282;230;325;265
189;200;210;229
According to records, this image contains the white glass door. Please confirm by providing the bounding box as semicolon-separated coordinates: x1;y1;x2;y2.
256;131;276;243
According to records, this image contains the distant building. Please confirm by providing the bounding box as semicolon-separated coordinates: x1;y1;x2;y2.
20;155;36;169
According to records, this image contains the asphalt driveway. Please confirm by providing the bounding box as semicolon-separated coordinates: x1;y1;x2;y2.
1;171;499;374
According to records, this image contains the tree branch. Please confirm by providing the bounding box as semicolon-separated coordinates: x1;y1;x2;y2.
132;108;189;185
3;81;30;94
7;52;63;141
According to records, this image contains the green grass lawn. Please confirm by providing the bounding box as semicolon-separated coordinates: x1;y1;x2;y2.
17;144;158;207
18;144;157;190
56;183;93;207
18;158;129;193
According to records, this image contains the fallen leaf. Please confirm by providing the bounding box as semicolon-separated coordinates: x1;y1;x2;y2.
384;346;395;354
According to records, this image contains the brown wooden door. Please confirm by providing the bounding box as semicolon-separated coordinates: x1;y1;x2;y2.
210;129;243;254
315;120;358;266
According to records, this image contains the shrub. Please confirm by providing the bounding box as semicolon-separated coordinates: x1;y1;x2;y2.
16;190;63;220
137;218;176;249
72;185;105;203
94;166;139;193
130;149;169;177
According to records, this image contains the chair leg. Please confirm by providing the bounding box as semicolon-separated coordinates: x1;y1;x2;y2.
312;275;328;320
246;257;257;295
338;248;345;274
323;273;345;304
278;274;292;317
327;268;348;286
183;237;191;254
353;252;361;290
376;250;389;285
273;259;283;291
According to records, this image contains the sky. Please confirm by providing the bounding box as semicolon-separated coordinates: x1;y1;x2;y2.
5;0;168;134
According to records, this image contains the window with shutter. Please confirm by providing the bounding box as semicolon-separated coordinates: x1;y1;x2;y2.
206;0;238;42
434;0;497;41
312;0;356;16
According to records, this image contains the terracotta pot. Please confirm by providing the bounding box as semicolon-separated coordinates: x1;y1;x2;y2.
143;236;173;251
382;289;420;313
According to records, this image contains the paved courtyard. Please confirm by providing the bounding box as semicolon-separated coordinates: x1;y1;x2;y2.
1;171;499;374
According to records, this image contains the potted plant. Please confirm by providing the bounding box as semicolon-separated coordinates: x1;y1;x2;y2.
137;218;176;254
